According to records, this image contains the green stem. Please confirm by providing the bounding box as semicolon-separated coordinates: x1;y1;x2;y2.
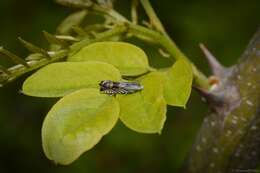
131;0;139;25
137;0;209;88
93;1;210;89
140;0;166;34
128;24;185;60
128;24;210;89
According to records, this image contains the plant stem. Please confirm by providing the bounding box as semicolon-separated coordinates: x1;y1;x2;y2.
0;25;127;86
131;0;139;25
140;0;166;34
138;0;209;88
95;0;210;89
128;24;210;89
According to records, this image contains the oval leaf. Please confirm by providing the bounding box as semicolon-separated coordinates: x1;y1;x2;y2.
22;61;121;97
161;60;193;107
68;42;150;76
42;89;120;165
117;73;167;134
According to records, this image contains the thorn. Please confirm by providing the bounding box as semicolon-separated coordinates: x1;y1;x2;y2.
43;31;68;47
0;65;11;75
0;47;29;68
199;43;225;77
18;37;51;59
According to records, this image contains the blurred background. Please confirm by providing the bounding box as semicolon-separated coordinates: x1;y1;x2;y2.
0;0;259;173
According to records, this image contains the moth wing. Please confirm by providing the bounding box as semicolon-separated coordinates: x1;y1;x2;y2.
118;82;143;91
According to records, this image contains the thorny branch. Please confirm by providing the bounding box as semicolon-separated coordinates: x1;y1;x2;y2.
181;28;260;173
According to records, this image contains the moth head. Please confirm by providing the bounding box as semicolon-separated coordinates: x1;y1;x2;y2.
99;80;114;91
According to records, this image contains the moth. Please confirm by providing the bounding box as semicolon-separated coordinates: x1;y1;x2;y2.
99;80;144;96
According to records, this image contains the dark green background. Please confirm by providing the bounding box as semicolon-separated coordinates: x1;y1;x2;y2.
0;0;259;173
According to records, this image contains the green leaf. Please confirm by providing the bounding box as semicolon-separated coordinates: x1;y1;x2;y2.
161;60;193;107
57;10;87;35
42;88;119;165
117;73;167;134
68;42;150;76
22;61;121;97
